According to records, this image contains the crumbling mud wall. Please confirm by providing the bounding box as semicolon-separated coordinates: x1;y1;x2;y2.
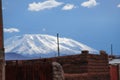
6;50;110;80
6;60;53;80
40;50;110;80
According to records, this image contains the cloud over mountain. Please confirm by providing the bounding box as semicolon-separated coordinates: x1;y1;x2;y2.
28;0;63;11
4;28;20;33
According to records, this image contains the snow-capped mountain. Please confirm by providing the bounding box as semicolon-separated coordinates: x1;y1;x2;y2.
5;34;97;60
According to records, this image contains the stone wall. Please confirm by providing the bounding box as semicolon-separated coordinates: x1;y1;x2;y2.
52;62;65;80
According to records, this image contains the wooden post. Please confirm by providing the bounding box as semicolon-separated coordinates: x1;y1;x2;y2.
57;33;60;57
0;0;5;80
111;44;113;56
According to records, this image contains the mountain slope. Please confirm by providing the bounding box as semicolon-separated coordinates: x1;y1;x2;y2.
5;52;31;60
5;34;97;60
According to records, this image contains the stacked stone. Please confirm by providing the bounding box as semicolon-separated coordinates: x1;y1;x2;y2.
52;62;65;80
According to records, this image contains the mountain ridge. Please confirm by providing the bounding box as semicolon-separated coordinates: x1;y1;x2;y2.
5;34;97;60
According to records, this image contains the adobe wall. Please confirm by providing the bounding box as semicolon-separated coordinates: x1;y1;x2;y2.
64;73;110;80
40;52;88;73
39;50;110;80
87;51;109;74
6;50;109;75
40;51;109;74
6;60;53;80
6;50;110;80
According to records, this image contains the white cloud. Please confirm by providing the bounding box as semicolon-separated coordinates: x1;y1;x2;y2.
28;0;63;11
117;4;120;8
81;0;98;8
62;4;76;10
4;28;20;33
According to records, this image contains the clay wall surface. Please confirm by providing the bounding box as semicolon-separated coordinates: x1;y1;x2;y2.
6;60;53;80
6;50;110;80
38;50;110;80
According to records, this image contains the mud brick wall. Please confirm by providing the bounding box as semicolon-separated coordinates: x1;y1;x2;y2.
0;59;3;80
6;60;53;80
6;50;110;80
65;73;110;80
40;50;109;74
56;54;88;74
40;50;110;80
87;51;109;74
0;59;5;80
6;60;65;80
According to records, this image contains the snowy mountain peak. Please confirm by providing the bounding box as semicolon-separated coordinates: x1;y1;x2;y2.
5;34;97;59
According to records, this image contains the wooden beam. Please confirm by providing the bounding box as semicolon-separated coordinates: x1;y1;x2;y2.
0;0;5;80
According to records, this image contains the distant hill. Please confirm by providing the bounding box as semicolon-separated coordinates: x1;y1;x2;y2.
5;52;31;60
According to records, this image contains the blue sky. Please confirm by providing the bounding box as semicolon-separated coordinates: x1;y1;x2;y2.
2;0;120;55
